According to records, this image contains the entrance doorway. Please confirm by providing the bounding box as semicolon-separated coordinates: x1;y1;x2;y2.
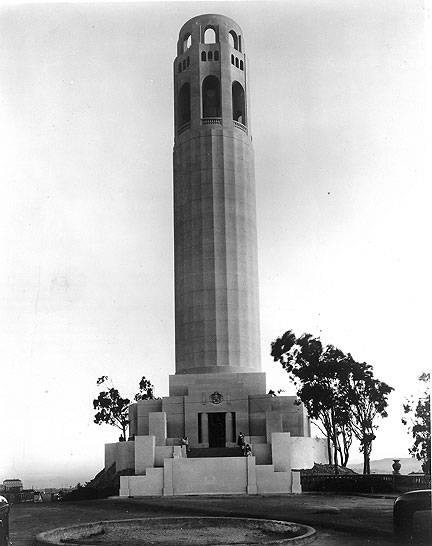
208;412;226;447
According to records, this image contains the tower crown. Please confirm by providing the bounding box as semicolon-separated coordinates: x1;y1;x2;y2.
176;14;244;56
174;14;248;139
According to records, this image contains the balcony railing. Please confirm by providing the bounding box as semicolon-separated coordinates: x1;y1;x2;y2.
177;121;191;135
201;117;222;126
188;118;248;133
233;120;248;133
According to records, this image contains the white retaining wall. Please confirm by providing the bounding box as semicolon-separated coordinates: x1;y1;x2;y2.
105;442;134;471
113;432;329;496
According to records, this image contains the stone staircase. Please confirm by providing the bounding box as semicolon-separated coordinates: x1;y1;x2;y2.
187;447;243;458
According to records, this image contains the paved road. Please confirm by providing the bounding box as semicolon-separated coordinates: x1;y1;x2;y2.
9;493;403;545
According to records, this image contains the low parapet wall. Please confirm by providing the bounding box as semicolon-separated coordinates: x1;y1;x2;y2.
301;473;431;493
120;456;295;496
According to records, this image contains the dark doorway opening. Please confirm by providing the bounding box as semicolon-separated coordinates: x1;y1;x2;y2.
202;75;221;118
232;81;246;124
208;412;226;447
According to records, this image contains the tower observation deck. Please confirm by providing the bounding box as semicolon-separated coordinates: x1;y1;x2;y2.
173;14;261;377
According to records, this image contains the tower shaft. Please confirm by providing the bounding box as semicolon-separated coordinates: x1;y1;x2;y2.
173;15;260;375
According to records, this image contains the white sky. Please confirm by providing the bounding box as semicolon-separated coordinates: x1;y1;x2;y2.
0;1;430;488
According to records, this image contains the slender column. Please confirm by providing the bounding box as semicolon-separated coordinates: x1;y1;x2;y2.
202;413;209;445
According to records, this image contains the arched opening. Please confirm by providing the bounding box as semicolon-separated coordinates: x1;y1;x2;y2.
229;30;238;50
214;51;219;61
240;60;244;71
232;81;246;124
208;51;213;61
183;33;192;52
231;54;234;65
178;82;191;127
235;58;239;68
202;75;221;118
201;51;206;61
203;27;216;44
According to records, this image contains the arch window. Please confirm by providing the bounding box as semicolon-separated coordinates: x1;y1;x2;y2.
208;51;213;61
178;82;191;127
235;58;239;68
201;51;206;61
203;27;217;44
214;51;219;61
202;75;221;118
183;33;192;52
229;30;238;51
232;81;246;125
231;54;234;65
240;60;244;71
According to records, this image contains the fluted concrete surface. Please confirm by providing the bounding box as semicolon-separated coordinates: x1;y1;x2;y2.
173;14;261;376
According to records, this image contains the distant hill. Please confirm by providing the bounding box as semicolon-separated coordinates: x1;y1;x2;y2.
348;457;422;475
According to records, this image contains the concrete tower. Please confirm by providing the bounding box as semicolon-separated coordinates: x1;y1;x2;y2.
109;16;325;499
173;14;260;377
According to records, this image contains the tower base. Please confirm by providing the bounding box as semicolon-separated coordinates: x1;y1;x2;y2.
105;371;328;496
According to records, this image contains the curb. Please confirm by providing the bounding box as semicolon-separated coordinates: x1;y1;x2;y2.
34;516;317;545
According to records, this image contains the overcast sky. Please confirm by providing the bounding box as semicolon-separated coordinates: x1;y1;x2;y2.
1;1;429;488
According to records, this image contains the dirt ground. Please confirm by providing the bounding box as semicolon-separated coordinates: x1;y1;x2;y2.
7;493;414;545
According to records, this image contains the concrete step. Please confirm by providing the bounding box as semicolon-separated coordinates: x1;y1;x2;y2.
187;447;244;458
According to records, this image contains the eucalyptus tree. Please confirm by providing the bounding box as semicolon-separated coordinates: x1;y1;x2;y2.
347;360;393;474
271;330;393;474
271;331;353;471
93;375;156;440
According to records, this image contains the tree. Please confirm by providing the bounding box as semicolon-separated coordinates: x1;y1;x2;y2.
93;376;130;441
347;360;393;474
134;376;156;401
271;331;354;472
402;372;431;474
93;375;156;440
271;330;393;474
